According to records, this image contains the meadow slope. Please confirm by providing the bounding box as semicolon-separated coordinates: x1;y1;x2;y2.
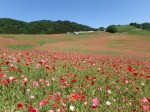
0;32;150;111
0;32;150;59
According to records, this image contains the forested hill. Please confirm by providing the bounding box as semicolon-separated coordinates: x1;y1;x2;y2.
0;18;96;34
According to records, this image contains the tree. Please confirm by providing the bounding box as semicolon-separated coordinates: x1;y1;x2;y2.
106;25;117;33
98;27;105;31
130;22;141;28
141;23;150;30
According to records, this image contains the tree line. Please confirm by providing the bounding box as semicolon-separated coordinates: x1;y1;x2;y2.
0;18;96;34
1;18;150;34
130;22;150;30
98;22;150;33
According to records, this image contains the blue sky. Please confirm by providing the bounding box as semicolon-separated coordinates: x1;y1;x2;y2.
0;0;150;28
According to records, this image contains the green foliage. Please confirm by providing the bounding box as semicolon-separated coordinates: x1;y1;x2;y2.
0;18;95;34
130;22;141;28
106;25;117;33
98;27;105;31
130;22;150;31
141;22;150;30
27;20;54;34
0;18;28;34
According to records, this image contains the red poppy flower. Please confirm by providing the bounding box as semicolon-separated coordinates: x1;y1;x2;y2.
0;74;4;78
146;76;150;79
28;105;37;112
3;78;10;85
54;95;60;101
17;102;24;109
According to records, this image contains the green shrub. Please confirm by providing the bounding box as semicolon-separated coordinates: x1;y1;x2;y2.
98;27;105;31
106;25;117;33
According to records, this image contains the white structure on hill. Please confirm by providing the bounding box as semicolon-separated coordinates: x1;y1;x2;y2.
74;31;94;35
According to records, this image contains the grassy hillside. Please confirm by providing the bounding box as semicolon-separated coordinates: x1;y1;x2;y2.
0;32;150;60
116;25;150;35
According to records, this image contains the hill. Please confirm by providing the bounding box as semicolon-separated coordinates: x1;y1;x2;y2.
116;25;150;35
0;18;95;34
0;18;28;34
0;31;150;60
116;24;150;35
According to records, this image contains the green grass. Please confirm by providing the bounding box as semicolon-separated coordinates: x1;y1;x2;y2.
7;44;34;50
116;25;150;35
106;39;128;48
0;34;92;46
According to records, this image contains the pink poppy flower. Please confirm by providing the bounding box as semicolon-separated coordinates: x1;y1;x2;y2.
140;105;149;111
92;97;99;108
40;99;48;106
32;81;39;87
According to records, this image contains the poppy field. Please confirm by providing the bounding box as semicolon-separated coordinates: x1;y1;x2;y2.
0;47;150;112
0;32;150;111
1;32;150;59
